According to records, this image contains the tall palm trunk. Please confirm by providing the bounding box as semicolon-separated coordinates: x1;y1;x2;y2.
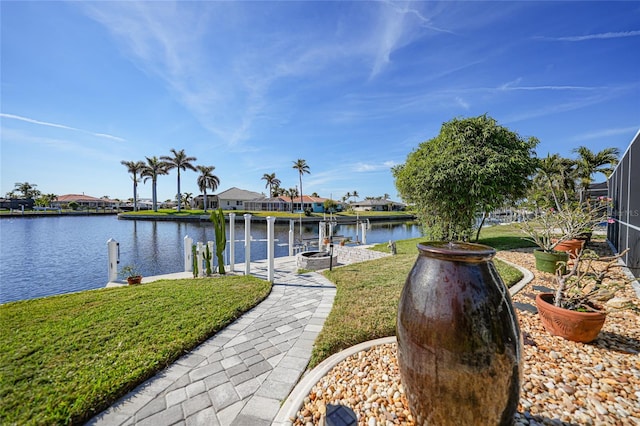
299;177;303;212
176;169;181;212
152;178;158;212
132;179;138;212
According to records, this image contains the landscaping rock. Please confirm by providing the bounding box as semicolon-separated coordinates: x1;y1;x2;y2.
293;245;640;425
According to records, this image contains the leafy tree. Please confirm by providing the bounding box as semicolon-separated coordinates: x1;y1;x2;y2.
14;182;40;199
141;156;169;212
121;160;145;211
323;199;338;212
393;114;538;241
573;146;619;202
197;165;220;212
311;192;319;198
292;159;310;212
36;193;58;207
261;173;281;198
161;149;197;212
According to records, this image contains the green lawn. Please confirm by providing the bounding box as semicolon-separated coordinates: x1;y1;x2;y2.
310;225;529;367
0;276;270;425
0;222;532;423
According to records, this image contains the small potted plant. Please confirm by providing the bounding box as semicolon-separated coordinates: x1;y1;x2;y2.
120;264;142;285
518;198;609;273
535;247;634;342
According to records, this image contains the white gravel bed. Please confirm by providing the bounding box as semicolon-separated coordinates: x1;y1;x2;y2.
292;245;640;425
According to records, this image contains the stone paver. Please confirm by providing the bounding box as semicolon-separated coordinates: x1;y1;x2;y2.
88;256;336;426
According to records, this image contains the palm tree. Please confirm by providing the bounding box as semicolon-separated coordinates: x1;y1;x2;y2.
292;159;310;212
121;160;145;211
14;182;40;199
161;149;197;212
45;193;58;207
573;146;620;201
197;165;220;212
537;154;577;209
141;156;168;212
352;190;359;203
182;192;193;210
273;186;285;197
261;173;281;198
285;187;299;212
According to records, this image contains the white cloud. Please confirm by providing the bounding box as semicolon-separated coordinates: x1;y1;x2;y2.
571;126;640;141
455;96;470;109
353;161;397;172
0;127;123;162
370;1;453;78
0;113;125;142
497;78;600;91
536;30;640;42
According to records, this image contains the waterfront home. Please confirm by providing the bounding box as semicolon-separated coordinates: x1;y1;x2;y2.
244;194;334;213
0;198;35;210
350;199;405;212
216;187;264;210
52;194;118;209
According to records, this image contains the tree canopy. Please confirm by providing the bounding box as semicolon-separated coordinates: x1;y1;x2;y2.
392;114;539;240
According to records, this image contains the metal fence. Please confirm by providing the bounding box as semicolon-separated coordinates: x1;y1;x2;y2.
608;129;640;278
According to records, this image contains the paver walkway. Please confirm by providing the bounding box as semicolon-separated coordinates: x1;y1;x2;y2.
88;256;336;426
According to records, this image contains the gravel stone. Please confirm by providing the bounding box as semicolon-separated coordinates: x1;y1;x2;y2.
293;246;640;425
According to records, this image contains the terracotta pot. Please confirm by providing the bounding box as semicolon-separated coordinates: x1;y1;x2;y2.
397;241;522;426
127;276;142;285
535;293;606;343
533;249;569;274
553;239;584;258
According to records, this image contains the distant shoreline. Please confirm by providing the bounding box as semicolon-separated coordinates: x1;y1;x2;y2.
117;212;417;224
0;211;119;219
0;210;417;223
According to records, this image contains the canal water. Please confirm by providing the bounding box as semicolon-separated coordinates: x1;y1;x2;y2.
0;215;422;303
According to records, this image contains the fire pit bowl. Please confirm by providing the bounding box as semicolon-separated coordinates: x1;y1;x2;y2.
296;251;338;271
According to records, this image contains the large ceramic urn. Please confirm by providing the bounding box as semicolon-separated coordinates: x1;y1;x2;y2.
397;242;522;425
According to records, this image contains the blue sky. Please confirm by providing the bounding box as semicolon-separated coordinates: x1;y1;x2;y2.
1;1;638;203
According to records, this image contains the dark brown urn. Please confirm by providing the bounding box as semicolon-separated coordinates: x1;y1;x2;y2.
397;242;522;426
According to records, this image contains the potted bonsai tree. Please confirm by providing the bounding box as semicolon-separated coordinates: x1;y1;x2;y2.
120;264;142;285
535;248;633;343
519;198;609;273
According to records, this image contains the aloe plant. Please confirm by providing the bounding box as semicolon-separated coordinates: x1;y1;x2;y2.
210;208;227;274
